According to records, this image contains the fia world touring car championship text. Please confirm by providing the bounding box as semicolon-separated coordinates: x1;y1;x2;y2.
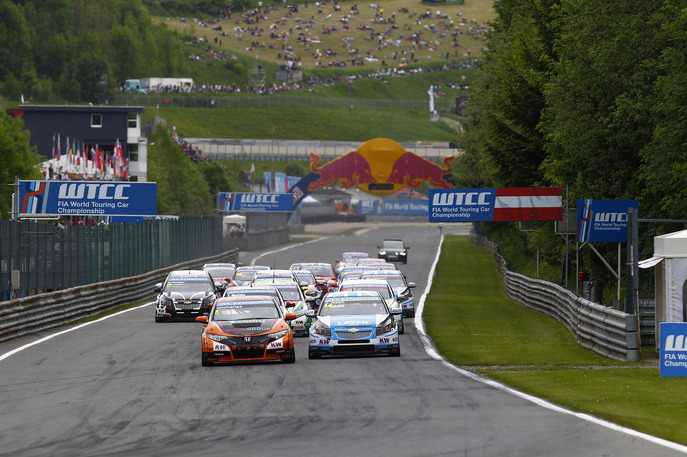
432;206;487;219
57;200;130;214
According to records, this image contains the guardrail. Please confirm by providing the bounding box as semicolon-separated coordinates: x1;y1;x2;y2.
0;249;239;343
471;233;639;362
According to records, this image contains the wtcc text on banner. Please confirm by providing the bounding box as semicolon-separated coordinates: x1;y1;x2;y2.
429;187;562;222
18;181;157;217
218;192;293;212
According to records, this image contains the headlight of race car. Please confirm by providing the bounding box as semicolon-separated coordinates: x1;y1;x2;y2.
376;318;395;335
202;294;216;306
159;295;173;306
311;320;331;337
207;333;226;343
267;329;289;341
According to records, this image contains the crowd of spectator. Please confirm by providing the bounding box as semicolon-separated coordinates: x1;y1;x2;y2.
168;2;485;95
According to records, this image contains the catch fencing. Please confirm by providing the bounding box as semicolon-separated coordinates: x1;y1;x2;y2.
471;232;640;362
0;248;238;343
0;217;224;300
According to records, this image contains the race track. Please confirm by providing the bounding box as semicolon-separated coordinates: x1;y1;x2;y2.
0;223;684;457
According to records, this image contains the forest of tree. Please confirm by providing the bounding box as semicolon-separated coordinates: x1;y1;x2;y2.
455;0;687;283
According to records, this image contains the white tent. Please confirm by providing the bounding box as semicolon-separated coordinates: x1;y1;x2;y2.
639;229;687;345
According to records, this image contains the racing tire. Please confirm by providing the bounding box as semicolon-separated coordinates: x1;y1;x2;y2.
308;351;321;359
390;346;401;357
282;349;296;364
399;324;404;335
201;355;214;367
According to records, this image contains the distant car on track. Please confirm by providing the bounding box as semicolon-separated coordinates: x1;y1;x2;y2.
196;295;297;366
377;239;409;264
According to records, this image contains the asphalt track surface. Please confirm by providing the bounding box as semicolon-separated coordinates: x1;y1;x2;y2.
1;223;686;457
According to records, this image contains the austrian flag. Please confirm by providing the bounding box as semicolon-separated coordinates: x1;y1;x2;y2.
492;187;562;221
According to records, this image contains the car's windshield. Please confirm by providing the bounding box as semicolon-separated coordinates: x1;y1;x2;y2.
213;303;280;321
274;285;302;301
205;268;235;279
342;253;369;262
304;265;335;277
319;298;387;316
340;285;392;299
383;241;405;249
165;279;212;293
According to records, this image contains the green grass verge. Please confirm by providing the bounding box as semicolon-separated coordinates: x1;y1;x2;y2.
145;106;461;142
425;235;687;445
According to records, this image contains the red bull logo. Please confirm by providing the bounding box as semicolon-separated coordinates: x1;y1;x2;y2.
307;138;454;196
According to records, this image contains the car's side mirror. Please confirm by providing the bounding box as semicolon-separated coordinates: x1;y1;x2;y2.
284;313;297;321
305;309;316;317
196;315;208;323
154;283;162;293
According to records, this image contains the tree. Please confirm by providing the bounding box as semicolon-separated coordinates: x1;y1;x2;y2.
147;124;214;215
461;0;558;187
0;114;43;219
540;0;664;203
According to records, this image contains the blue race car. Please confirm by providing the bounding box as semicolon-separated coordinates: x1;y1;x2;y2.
307;290;401;358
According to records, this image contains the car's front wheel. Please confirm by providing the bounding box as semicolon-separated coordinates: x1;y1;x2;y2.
308;351;321;359
282;349;296;363
201;355;214;367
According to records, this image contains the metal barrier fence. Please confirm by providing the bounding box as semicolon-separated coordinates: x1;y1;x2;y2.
112;93;457;112
0;248;239;343
0;217;224;300
471;232;640;362
186;138;458;161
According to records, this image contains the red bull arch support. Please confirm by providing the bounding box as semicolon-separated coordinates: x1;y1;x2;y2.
288;138;454;206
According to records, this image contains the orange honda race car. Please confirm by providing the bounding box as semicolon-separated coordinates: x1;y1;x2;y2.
196;295;297;366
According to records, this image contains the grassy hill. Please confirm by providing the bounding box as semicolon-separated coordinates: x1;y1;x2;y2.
153;0;494;85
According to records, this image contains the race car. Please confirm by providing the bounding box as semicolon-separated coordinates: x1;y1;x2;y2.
251;279;313;336
231;265;271;286
337;279;405;334
335;252;370;273
360;269;417;317
154;270;220;322
296;262;338;294
307;290;401;358
196;295;297;366
201;263;237;293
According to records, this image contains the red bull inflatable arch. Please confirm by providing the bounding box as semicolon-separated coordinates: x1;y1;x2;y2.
288;138;454;207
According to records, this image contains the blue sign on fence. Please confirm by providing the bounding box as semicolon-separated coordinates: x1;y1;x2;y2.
218;192;293;212
381;200;429;215
18;181;157;217
576;199;638;242
660;323;687;377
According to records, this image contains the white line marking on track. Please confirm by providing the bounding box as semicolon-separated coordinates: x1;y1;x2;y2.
0;301;154;363
415;234;687;454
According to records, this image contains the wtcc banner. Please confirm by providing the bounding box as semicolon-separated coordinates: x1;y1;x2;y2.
218;192;293;212
18;180;157;217
576;199;638;242
429;187;562;222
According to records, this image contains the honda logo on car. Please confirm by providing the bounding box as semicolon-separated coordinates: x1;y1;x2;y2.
429;187;562;222
660;323;687;377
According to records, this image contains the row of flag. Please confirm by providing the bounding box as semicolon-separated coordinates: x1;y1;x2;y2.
51;132;128;179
